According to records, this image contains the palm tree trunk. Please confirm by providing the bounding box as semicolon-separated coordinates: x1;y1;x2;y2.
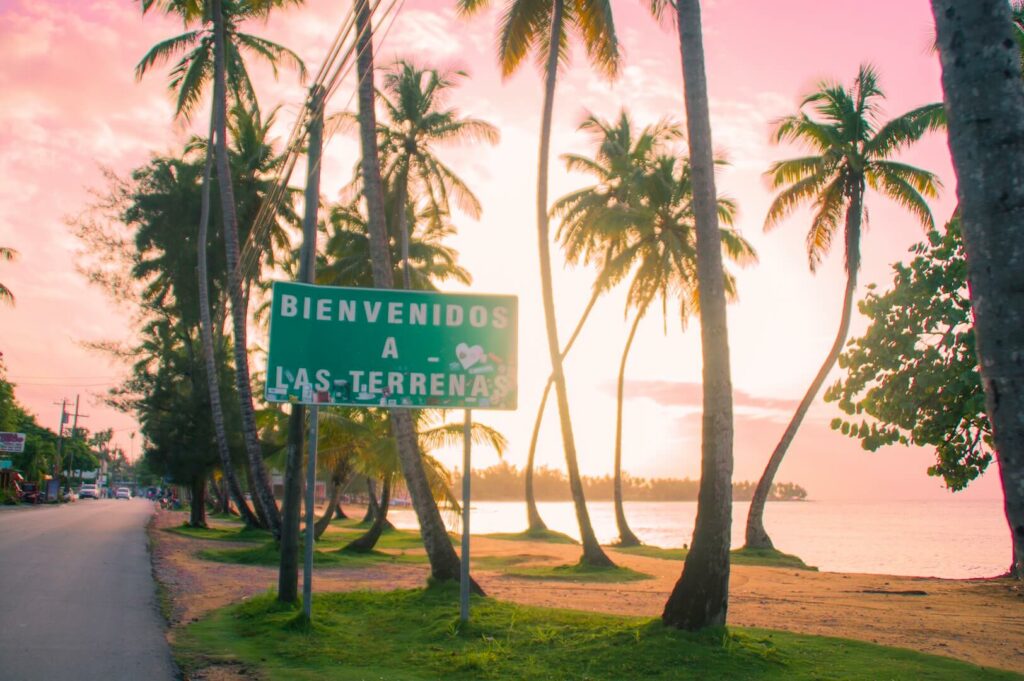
208;474;226;514
362;477;378;524
354;0;477;590
613;308;644;547
343;473;392;552
314;458;351;540
662;0;735;630
525;286;602;531
189;475;208;528
211;0;280;538
534;0;612;568
197;119;260;530
745;184;863;550
932;0;1024;579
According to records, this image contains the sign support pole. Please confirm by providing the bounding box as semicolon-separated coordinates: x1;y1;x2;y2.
460;408;472;622
302;404;319;621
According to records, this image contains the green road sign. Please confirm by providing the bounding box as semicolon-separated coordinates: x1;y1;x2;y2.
265;282;518;410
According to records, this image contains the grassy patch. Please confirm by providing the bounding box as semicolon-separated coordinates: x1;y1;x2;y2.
612;545;816;571
508;561;652;583
164;523;271;543
483;528;579;545
174;585;1021;681
198;541;427;567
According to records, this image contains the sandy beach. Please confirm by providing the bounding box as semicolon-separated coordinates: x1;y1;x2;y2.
150;508;1024;678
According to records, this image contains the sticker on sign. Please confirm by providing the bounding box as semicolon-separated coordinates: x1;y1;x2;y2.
264;282;518;410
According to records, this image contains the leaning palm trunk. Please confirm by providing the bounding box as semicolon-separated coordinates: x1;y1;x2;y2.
662;0;735;630
362;478;379;524
343;474;392;552
534;0;612;568
314;458;352;539
211;0;280;537
613;306;645;547
197;121;260;529
525;287;602;531
354;0;475;589
932;0;1024;579
746;185;863;549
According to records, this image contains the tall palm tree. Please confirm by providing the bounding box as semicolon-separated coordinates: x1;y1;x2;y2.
458;0;620;568
376;60;499;289
518;112;680;533
650;0;737;631
558;138;753;546
0;247;16;305
136;0;304;533
745;65;943;551
352;0;478;586
931;0;1024;580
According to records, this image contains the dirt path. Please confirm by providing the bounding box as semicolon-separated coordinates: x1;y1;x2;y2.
150;508;1024;677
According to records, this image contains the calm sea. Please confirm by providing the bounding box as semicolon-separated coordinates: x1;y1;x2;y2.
387;499;1011;579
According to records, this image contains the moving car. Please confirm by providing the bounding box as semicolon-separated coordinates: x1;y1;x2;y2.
79;484;99;500
115;487;132;500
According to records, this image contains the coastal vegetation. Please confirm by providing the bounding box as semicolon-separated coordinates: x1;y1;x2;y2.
454;463;807;502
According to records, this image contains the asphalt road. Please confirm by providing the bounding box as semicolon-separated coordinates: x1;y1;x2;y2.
0;499;177;680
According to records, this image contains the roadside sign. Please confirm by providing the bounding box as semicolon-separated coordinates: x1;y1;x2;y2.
0;459;12;469
265;282;518;410
0;432;26;453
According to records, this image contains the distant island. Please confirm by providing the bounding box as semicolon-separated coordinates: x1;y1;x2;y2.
453;462;807;502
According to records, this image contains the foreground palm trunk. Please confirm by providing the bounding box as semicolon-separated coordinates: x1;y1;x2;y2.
525;288;601;531
197;123;260;529
745;185;863;549
354;0;476;589
535;0;612;568
212;0;280;538
932;0;1024;579
662;0;735;629
613;308;644;547
189;475;208;528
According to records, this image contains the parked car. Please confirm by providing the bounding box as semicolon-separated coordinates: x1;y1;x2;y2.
19;483;41;504
115;487;132;500
79;484;99;500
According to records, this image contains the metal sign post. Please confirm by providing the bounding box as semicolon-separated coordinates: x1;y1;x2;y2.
302;405;319;621
460;408;472;622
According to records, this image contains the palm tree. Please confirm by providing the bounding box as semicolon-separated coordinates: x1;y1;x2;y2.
931;0;1024;580
745;65;943;551
353;0;475;585
0;247;16;305
376;60;499;289
136;0;305;534
555;113;753;546
651;0;737;631
458;0;620;568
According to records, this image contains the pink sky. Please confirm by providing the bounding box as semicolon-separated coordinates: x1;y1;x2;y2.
0;0;1002;502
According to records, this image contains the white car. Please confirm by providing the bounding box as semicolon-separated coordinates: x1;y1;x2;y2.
79;484;99;500
115;487;132;500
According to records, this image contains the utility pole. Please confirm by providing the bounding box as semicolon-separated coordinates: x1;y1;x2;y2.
68;395;89;487
279;82;325;612
53;399;67;491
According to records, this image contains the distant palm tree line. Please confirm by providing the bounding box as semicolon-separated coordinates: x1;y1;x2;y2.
455;463;807;503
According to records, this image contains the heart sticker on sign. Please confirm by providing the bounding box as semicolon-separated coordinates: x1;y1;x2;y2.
456;342;485;370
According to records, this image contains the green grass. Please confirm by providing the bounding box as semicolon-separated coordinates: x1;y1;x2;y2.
164;523;271;543
507;561;652;583
612;545;817;571
198;541;427;567
173;585;1021;681
482;528;579;545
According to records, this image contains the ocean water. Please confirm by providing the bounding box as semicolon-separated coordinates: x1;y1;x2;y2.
387;498;1011;579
